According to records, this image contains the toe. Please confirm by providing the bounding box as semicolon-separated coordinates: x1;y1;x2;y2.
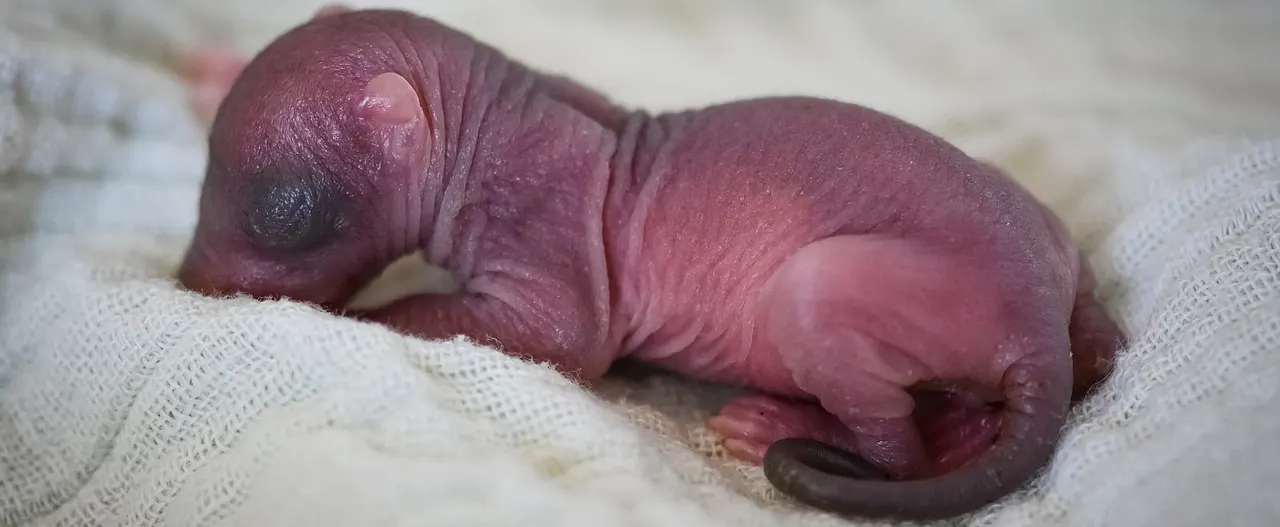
722;439;770;464
707;398;780;443
708;395;861;465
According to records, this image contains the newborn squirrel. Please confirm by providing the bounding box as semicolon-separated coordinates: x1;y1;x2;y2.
176;5;1124;520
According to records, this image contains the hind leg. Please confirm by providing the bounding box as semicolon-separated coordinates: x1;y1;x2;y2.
979;160;1124;399
1068;259;1125;400
708;389;1000;477
743;235;1025;479
1022;194;1124;400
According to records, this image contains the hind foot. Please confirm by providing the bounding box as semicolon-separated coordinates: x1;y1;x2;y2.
179;46;248;124
708;390;1002;479
1066;256;1126;400
707;395;860;465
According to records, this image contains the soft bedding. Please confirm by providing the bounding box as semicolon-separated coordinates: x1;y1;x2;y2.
2;1;1280;525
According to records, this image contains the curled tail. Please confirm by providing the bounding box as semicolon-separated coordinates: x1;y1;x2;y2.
762;353;1073;520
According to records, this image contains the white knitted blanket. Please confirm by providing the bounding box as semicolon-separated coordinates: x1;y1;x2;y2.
3;1;1279;526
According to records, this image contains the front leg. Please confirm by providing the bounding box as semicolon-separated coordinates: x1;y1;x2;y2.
178;5;353;124
180;47;248;124
346;66;622;387
352;284;615;384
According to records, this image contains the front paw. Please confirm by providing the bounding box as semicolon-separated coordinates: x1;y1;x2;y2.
707;395;856;465
179;46;249;124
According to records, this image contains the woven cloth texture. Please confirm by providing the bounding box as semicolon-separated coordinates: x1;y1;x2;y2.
2;1;1279;525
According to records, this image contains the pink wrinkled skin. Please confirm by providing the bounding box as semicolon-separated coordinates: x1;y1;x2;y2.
176;6;1123;521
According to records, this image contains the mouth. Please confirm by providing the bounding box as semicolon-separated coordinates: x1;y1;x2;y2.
174;248;455;314
175;258;228;297
174;252;347;311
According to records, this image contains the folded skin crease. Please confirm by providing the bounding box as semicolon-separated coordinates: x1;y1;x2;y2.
175;5;1124;521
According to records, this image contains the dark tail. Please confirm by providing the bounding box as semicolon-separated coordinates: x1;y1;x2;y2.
762;353;1073;520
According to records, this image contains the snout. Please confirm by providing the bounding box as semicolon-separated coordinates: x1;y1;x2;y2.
175;244;281;301
175;247;356;312
175;249;245;299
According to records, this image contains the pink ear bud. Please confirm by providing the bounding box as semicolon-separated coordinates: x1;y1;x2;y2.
357;72;420;126
312;3;352;20
356;71;429;168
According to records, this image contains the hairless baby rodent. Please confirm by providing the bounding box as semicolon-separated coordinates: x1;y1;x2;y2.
176;6;1124;520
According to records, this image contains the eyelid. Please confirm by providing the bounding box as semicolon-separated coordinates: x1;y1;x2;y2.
245;170;340;251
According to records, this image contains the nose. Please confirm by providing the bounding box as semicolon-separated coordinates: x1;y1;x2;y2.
176;253;231;297
174;250;344;309
177;258;222;296
173;245;355;311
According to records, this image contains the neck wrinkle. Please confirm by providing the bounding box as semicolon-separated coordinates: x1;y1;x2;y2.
418;40;546;277
602;110;681;357
398;29;498;268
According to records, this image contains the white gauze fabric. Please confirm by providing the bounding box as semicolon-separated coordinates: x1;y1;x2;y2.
2;0;1280;526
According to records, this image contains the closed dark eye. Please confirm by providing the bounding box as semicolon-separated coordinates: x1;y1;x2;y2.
245;170;340;252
